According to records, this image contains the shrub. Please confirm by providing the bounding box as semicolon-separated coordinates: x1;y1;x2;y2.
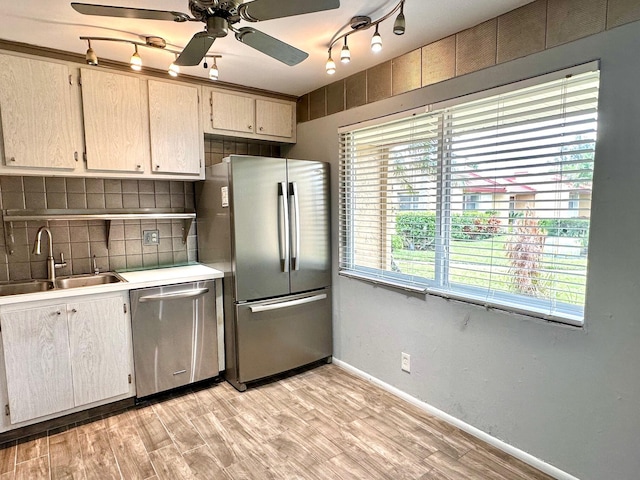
395;211;436;250
395;210;502;250
538;218;589;239
505;210;546;297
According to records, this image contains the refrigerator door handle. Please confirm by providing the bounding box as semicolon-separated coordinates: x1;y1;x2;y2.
289;181;301;271
249;293;327;313
278;182;290;273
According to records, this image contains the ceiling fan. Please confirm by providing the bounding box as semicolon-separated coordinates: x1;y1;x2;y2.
71;0;341;67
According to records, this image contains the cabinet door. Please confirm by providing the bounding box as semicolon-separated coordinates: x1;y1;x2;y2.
80;68;148;173
68;296;130;407
0;54;76;170
256;99;293;138
148;80;201;175
0;305;74;424
210;91;255;134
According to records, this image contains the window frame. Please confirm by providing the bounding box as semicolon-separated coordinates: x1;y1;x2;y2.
338;62;599;327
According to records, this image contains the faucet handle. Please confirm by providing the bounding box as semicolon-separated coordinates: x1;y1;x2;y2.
92;255;100;275
55;252;67;269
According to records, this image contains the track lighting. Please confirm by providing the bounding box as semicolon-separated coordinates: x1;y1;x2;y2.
130;44;142;71
340;36;351;64
168;54;180;77
371;25;382;53
78;35;222;80
85;39;98;65
209;60;219;80
325;0;406;74
394;1;406;35
325;49;336;75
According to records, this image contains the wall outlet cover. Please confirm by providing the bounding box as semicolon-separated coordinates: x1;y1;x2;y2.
401;352;411;373
143;230;160;246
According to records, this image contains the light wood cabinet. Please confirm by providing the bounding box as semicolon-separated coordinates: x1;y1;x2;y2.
80;68;149;173
68;296;131;406
205;89;296;143
0;293;133;426
1;304;74;424
0;54;78;170
256;98;293;138
148;80;202;175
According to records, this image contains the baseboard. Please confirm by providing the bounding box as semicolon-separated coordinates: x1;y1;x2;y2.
333;359;579;480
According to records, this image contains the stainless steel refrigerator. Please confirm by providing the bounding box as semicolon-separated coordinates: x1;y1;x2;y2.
196;155;332;392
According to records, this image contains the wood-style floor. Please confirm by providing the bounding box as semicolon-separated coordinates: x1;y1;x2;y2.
0;364;554;479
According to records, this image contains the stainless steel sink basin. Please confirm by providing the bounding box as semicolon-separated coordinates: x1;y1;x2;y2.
0;280;53;296
55;272;123;289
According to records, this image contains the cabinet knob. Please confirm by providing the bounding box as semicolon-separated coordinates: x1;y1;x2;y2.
136;164;142;169
71;308;77;313
259;126;264;132
56;311;61;316
248;125;253;130
9;157;15;162
156;165;160;170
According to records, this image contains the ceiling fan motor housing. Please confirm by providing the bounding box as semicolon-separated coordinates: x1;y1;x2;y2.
207;16;229;37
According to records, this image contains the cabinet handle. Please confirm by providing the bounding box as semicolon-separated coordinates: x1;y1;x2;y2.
248;125;252;130
56;311;61;315
136;164;142;169
71;308;77;313
156;165;160;170
259;126;264;132
9;157;15;162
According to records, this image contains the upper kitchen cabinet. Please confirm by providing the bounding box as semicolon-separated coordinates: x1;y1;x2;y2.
0;54;78;170
148;80;202;176
204;89;296;143
80;68;149;173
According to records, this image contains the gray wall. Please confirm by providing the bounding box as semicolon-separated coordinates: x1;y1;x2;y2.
287;21;640;480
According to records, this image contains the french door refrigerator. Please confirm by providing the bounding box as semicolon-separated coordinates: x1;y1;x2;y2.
196;155;332;392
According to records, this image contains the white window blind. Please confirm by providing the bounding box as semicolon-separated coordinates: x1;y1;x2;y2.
339;67;600;325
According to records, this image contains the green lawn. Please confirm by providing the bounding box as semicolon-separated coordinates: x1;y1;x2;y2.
392;235;587;306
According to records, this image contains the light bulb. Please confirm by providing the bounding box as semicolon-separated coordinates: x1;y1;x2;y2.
340;37;351;64
371;25;382;53
130;45;142;71
209;62;219;80
325;50;336;75
85;40;98;65
168;55;180;77
394;2;405;35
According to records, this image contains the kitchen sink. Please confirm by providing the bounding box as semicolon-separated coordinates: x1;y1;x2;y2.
0;272;124;297
55;272;123;289
0;280;53;296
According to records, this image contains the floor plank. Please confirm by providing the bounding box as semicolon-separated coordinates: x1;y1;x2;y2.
14;456;48;480
148;444;194;480
78;428;121;480
107;424;155;480
49;429;84;480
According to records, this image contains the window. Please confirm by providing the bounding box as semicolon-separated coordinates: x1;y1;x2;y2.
339;65;599;326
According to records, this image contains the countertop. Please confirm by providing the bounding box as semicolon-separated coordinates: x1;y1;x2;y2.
0;264;224;306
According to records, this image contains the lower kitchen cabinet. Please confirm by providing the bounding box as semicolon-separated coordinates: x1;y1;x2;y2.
0;292;134;428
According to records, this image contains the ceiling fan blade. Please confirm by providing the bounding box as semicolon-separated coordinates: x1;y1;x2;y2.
175;32;215;66
71;3;191;22
235;27;308;66
240;0;340;21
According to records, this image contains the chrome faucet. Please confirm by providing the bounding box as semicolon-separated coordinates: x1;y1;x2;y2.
32;226;66;286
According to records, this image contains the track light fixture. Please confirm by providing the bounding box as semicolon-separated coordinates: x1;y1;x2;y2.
79;35;221;80
325;48;336;75
130;44;142;71
85;39;98;65
205;55;221;80
168;54;180;77
340;37;351;64
325;0;407;74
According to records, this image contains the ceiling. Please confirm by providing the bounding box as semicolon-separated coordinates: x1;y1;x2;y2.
0;0;534;97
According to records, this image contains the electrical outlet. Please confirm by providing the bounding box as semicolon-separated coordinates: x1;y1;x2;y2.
401;352;411;373
143;230;160;246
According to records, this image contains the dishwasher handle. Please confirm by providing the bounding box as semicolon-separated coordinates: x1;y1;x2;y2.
138;288;210;303
249;293;327;313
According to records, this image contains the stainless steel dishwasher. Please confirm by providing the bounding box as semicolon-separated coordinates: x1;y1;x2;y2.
130;280;219;399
